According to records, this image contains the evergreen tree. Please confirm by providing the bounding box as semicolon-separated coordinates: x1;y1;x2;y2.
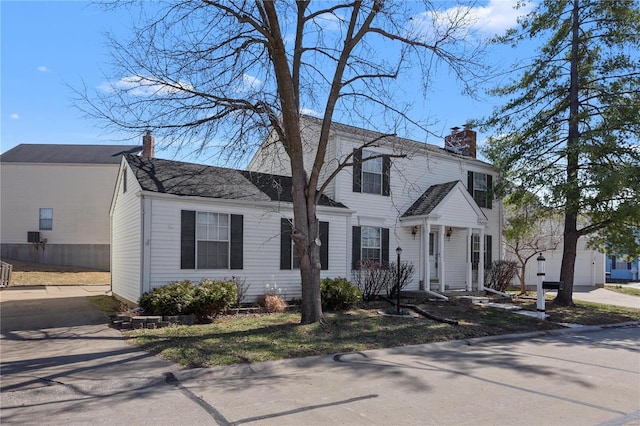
484;0;640;305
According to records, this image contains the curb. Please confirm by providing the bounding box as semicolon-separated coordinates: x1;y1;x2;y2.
462;321;639;346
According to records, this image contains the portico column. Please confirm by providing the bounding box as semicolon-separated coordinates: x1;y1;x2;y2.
479;227;485;291
439;224;445;292
424;219;430;291
467;227;473;291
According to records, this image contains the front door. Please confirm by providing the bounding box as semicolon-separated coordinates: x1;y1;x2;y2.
429;232;439;279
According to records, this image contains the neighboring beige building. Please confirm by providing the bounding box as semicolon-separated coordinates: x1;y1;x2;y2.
1;144;141;270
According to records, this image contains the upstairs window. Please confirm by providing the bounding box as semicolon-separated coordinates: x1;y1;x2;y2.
362;150;383;194
39;208;53;230
467;171;493;209
352;149;390;196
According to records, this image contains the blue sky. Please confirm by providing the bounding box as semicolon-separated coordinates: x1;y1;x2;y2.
1;1;535;164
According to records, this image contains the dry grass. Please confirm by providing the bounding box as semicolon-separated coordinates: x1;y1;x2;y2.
2;258;110;286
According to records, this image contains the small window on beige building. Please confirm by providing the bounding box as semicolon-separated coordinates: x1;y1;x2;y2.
39;208;53;230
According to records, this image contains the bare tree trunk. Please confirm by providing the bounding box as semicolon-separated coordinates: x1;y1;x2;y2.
519;261;527;294
556;0;580;307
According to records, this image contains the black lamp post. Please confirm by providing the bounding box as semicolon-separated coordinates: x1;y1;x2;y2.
396;246;402;315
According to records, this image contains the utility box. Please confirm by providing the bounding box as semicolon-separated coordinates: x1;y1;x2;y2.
27;231;41;243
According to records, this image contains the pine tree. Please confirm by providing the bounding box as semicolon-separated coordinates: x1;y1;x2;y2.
484;0;640;305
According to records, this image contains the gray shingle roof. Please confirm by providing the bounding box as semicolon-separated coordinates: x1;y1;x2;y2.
401;181;459;217
0;144;142;164
127;155;347;208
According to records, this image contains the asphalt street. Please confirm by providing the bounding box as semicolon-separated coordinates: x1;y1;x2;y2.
1;285;638;425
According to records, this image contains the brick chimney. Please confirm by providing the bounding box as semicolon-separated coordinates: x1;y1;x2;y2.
444;125;476;158
142;130;155;158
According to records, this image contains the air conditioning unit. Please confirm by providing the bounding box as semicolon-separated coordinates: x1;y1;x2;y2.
28;231;41;243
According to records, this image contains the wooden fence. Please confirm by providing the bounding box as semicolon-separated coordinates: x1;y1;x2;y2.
1;261;13;287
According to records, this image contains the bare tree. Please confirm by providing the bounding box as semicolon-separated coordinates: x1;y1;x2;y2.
81;0;484;324
504;192;562;294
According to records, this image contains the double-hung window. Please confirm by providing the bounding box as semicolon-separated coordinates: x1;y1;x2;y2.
361;226;382;263
467;171;492;209
181;210;242;270
362;150;383;195
352;148;390;196
196;212;229;269
280;218;329;270
39;208;53;230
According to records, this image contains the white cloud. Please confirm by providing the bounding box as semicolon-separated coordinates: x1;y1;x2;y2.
37;66;49;72
10;113;19;120
99;75;193;96
312;12;344;31
412;0;534;40
234;73;265;93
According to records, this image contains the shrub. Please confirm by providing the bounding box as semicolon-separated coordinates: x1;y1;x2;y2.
388;262;415;297
320;277;362;311
260;294;287;313
484;260;518;292
138;280;195;316
232;276;251;307
351;260;393;300
190;279;238;321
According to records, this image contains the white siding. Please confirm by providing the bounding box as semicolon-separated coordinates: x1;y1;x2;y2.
145;196;350;303
110;161;143;304
249;119;503;290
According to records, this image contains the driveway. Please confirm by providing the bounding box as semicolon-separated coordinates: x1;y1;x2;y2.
1;285;638;425
562;284;640;309
0;286;215;425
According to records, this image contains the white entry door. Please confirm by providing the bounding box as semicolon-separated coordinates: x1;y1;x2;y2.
429;232;439;279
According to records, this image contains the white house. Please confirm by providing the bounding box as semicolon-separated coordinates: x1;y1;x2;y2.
249;116;502;293
0;143;141;270
509;237;606;288
110;117;502;305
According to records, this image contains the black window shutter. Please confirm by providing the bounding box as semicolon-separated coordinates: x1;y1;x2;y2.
467;171;474;197
381;227;389;266
486;174;493;209
485;235;493;268
610;256;616;268
352;226;361;269
180;210;196;269
320;221;329;270
382;156;391;196
280;219;292;270
352;149;362;193
230;214;243;269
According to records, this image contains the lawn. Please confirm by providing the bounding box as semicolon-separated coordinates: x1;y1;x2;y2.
604;284;640;297
1;258;110;285
119;299;639;368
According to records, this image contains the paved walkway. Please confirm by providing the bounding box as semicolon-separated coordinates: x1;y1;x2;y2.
570;285;640;309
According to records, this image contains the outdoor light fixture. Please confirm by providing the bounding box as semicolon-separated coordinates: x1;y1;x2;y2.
537;253;546;274
412;226;419;239
446;227;453;241
396;247;402;315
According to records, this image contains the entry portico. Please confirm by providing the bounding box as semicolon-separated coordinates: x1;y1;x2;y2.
400;181;489;293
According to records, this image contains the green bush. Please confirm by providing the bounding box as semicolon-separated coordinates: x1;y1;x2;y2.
138;280;195;316
191;279;238;321
320;277;362;311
